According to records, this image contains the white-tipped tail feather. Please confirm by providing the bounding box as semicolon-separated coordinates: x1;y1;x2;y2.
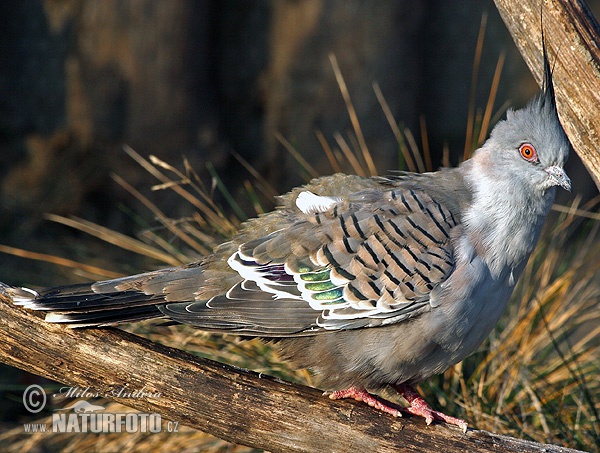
8;286;39;306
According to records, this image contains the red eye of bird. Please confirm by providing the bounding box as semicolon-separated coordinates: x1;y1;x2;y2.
519;143;538;163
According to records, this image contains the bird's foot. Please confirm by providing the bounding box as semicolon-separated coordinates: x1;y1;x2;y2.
393;383;468;433
326;386;402;417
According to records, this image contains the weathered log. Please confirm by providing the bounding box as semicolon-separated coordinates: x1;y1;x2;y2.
0;288;583;452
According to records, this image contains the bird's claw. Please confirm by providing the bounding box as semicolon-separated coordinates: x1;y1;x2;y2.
394;383;468;433
326;386;402;417
405;404;468;433
326;385;468;432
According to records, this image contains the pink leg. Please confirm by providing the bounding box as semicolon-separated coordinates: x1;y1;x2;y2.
326;386;402;417
393;383;468;432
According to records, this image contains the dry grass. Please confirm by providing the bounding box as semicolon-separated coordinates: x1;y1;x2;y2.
1;22;599;451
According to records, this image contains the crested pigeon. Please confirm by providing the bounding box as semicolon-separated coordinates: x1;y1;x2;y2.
8;49;571;432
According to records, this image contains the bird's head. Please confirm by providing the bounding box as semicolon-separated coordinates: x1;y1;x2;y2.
475;48;571;195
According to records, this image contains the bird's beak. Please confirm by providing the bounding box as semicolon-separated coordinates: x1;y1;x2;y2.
545;166;572;192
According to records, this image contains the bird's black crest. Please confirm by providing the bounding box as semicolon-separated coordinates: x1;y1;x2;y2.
540;17;558;114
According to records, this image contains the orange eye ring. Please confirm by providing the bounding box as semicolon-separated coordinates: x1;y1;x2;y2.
519;143;538;163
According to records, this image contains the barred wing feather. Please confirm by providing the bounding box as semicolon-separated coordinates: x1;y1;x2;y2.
162;187;458;334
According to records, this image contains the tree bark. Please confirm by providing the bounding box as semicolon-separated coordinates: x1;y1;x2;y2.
0;288;583;452
493;0;600;189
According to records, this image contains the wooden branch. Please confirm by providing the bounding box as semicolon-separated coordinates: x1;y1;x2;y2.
493;0;600;189
0;288;584;452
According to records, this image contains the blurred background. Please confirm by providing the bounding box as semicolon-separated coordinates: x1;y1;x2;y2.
0;1;599;450
1;0;598;286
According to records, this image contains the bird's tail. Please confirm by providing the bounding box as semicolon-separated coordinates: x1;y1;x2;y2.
8;283;165;327
4;266;199;327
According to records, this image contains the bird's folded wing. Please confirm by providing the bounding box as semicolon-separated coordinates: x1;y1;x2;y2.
162;186;459;335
